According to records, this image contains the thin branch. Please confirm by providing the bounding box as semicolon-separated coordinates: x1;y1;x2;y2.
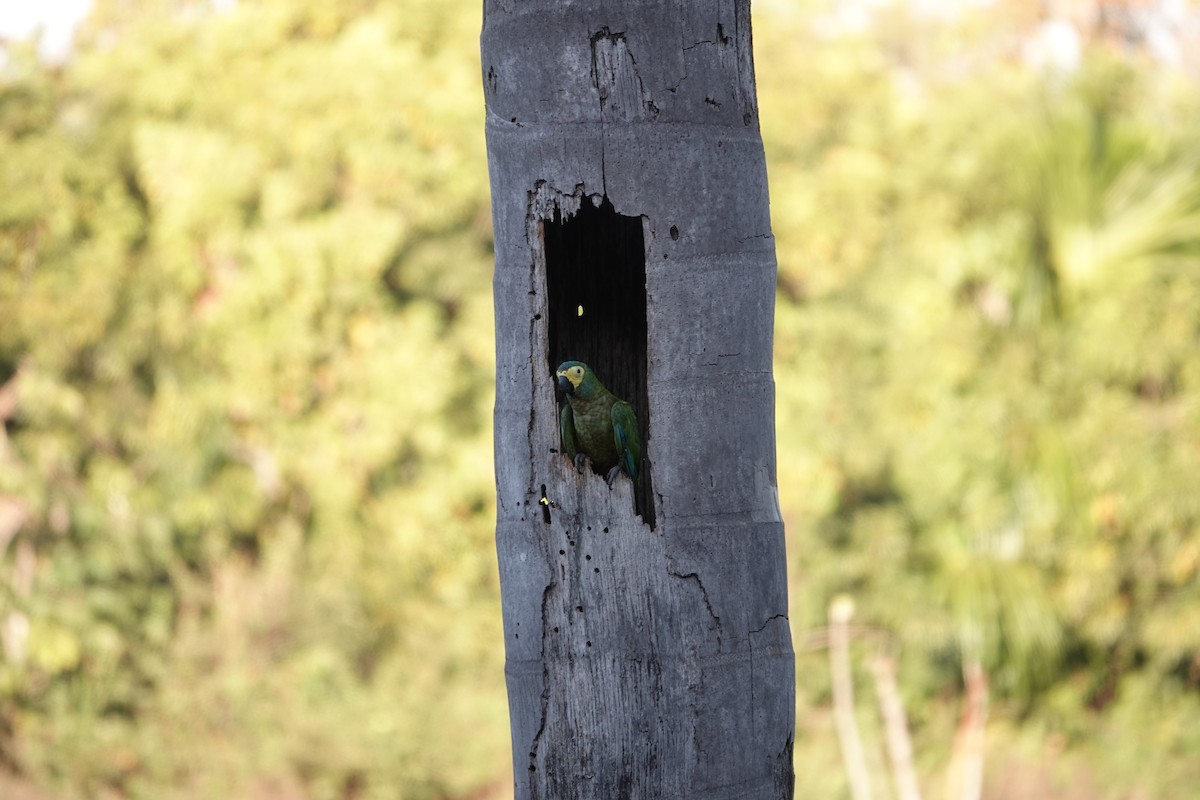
951;659;988;800
829;596;873;800
869;654;923;800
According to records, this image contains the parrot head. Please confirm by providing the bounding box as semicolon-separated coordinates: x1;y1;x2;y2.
555;360;601;400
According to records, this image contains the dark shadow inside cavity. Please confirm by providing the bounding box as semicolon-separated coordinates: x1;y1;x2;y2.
544;195;655;529
539;484;551;525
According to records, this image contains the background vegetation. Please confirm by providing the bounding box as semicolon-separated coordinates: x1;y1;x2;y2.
1;1;1198;798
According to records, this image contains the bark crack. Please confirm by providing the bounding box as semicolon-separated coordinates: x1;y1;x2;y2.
524;181;551;525
752;613;788;635
749;632;757;736
670;571;720;629
590;27;656;122
600;134;607;197
528;579;558;779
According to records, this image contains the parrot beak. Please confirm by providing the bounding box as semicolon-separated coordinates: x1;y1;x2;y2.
556;373;574;397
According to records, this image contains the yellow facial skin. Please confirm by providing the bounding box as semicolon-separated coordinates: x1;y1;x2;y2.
556;364;585;389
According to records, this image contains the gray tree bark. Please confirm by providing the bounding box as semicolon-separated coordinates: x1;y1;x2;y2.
483;2;794;798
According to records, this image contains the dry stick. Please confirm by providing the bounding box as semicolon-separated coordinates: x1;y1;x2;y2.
870;654;923;800
829;597;873;800
956;659;989;800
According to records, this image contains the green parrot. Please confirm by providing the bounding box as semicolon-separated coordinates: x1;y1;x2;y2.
555;360;641;487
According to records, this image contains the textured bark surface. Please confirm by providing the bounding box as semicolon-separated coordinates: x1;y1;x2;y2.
483;2;795;797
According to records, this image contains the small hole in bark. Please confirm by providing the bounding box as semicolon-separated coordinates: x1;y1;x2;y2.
553;626;559;633
576;606;584;613
539;485;551;525
559;549;565;555
594;567;600;574
586;641;592;647
603;527;609;533
534;313;541;320
585;554;591;561
669;225;679;241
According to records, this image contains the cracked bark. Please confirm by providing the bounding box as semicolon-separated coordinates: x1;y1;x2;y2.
485;1;794;797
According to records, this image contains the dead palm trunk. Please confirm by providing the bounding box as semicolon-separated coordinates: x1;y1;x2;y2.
482;1;795;797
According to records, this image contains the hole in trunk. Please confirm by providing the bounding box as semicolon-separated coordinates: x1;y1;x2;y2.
539;484;552;525
543;195;655;529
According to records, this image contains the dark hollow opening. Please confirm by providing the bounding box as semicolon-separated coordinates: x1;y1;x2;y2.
544;196;655;529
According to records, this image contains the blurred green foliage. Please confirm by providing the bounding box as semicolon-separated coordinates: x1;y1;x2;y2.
1;1;1199;798
761;4;1200;796
2;2;503;798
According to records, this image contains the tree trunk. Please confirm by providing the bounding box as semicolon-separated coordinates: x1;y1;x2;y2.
947;660;988;800
482;2;794;798
870;654;923;800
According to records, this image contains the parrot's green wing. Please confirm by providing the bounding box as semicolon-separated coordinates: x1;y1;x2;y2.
559;403;579;461
610;400;641;481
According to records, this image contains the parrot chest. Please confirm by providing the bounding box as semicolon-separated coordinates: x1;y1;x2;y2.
568;397;618;470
